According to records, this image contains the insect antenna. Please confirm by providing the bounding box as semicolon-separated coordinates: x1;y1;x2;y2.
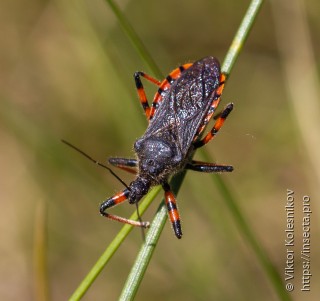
62;139;147;239
61;139;129;189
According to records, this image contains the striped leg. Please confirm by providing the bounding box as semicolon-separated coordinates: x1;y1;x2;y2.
134;72;161;119
162;182;182;239
149;63;193;120
99;189;149;228
194;103;233;149
194;73;227;138
135;63;193;121
108;157;138;175
186;160;233;172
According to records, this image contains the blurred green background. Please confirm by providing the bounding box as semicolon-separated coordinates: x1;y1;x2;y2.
1;0;319;300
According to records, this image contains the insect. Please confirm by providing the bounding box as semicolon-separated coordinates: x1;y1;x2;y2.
99;56;234;239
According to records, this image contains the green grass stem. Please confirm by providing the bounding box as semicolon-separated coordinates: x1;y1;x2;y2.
69;186;161;301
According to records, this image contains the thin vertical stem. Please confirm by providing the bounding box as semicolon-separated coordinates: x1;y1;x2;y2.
119;173;186;301
34;200;50;301
105;0;163;78
222;0;264;76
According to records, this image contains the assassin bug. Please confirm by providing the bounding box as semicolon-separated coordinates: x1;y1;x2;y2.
99;56;234;239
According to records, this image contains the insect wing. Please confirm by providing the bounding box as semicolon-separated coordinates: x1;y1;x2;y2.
144;57;221;156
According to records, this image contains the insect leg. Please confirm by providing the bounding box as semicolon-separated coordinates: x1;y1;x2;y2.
162;182;182;239
194;103;233;149
195;73;227;137
100;189;149;228
149;63;193;120
108;157;138;174
186;160;233;172
134;71;161;119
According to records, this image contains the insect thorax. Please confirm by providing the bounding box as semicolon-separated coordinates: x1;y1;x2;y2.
134;136;184;184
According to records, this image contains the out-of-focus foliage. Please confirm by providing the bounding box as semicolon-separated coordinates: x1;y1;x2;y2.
0;1;319;300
